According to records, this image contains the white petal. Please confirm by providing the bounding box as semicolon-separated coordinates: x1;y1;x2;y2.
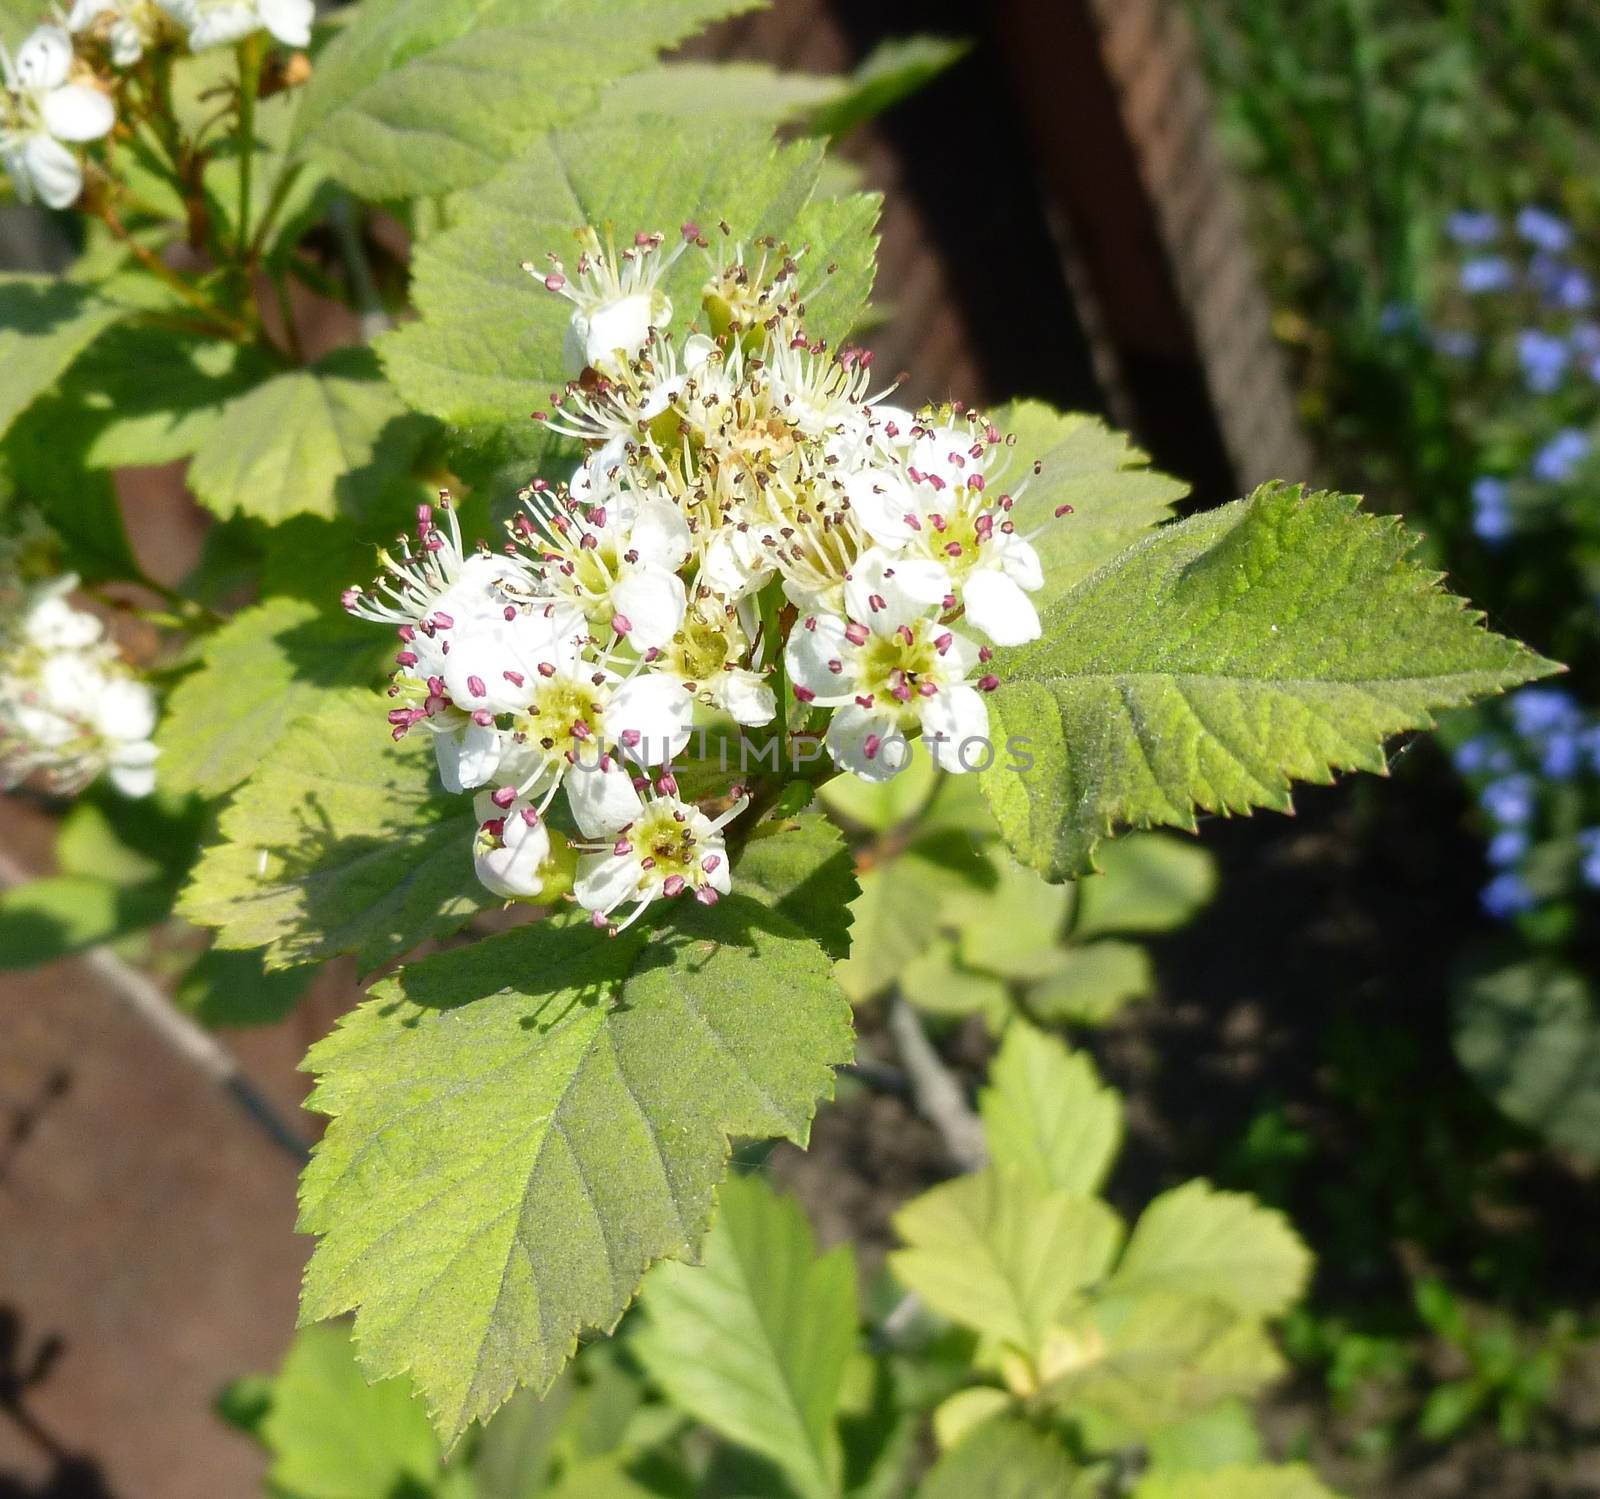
717;669;776;726
995;533;1043;591
682;333;718;370
842;465;918;546
826;703;911;782
108;759;158;797
608;673;692;761
921;684;990;774
21;134;83;209
584;293;660;373
785;613;852;697
700;527;771;599
43;83;114;142
68;0;112;30
628;498;692;570
257;0;312;46
961;568;1041;647
186;5;260;49
574;850;643;914
435;719;500;793
565;760;644;838
109;20;145;66
93;677;157;741
844;547;949;635
611;566;686;652
17;26;73;90
474;810;552;900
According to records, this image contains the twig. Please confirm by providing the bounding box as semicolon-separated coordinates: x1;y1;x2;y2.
329;195;392;339
0;849;310;1167
885;993;987;1173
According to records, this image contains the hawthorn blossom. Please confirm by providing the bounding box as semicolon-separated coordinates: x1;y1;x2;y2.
0;576;159;797
528;227;685;377
157;0;312;51
572;785;744;932
0;25;114;210
68;0;171;66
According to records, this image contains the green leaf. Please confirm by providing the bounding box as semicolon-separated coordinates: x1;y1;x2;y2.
1452;955;1600;1159
298;899;852;1446
890;1167;1122;1358
292;0;762;199
380;122;877;452
900;937;1010;1026
1105;1181;1311;1320
952;853;1071;981
1024;941;1154;1026
636;1175;856;1499
735;810;857;961
260;1324;442;1499
1054;1292;1286;1437
808;35;972;139
55;800;166;887
1144;1399;1264;1474
920;1417;1086;1499
188;348;434;524
980;1025;1122;1197
1073;834;1216;940
1132;1464;1347;1499
0;875;174;971
601;62;847;127
980;485;1557;879
0;275;125;442
991;401;1188;611
178;689;491;971
156;596;390;798
176;947;316;1029
817;744;937;832
835;831;994;1003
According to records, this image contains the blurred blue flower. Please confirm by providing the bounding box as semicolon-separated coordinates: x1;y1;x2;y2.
1532;427;1591;483
1481;774;1537;826
1553;267;1594;310
1471;475;1513;542
1379;301;1420;335
1461;256;1515;294
1508;686;1581;737
1517;206;1573;254
1447;210;1499;246
1571;321;1600;358
1542;730;1583;777
1518;328;1569;392
1580;829;1600;890
1482;871;1537;917
1582;724;1600;773
1453;736;1496;773
1487;828;1530;867
1432;329;1478;359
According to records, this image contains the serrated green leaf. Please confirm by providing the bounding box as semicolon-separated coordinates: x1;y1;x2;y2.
293;0;762;200
299;898;852;1446
55;800;166;887
156;596;390;798
1144;1399;1264;1475
980;1026;1122;1197
808;35;971;140
64;323;273;469
1105;1181;1311;1320
601;62;846;127
176;947;316;1028
1055;1292;1286;1438
735;810;857;961
1452;956;1600;1159
952;853;1070;981
0;275;125;442
900;936;1010;1025
260;1324;442;1499
919;1416;1086;1499
188;348;434;524
380;122;877;454
890;1167;1123;1359
1073;834;1216;940
993;401;1188;611
1024;940;1154;1027
178;689;490;971
636;1175;856;1499
1132;1463;1347;1499
980;484;1557;879
835;831;994;1003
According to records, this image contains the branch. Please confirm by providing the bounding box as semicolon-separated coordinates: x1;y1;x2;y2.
885;992;988;1173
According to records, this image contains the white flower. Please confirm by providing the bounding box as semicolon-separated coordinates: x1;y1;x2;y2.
528;225;688;378
654;591;775;727
68;0;169;65
471;789;552;900
513;470;692;652
785;603;996;781
156;0;312;50
1;576;159;797
572;788;744;933
0;25;114;210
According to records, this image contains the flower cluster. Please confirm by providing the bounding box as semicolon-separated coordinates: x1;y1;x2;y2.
347;225;1062;929
1430;206;1599;545
2;0;310;208
1453;686;1600;920
0;574;159;797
